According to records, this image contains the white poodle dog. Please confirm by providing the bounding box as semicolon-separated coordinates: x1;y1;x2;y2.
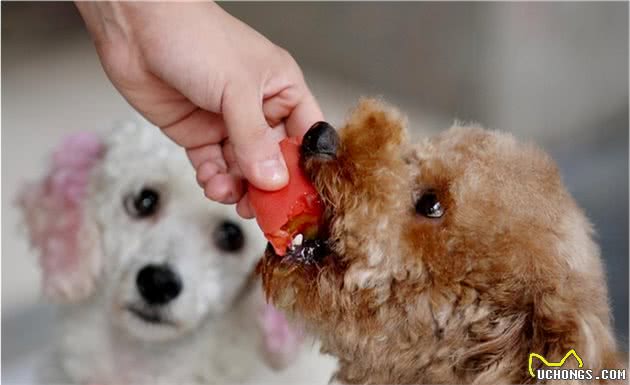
17;119;337;384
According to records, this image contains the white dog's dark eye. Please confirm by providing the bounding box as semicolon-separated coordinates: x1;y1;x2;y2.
415;191;444;218
213;221;244;252
125;188;160;218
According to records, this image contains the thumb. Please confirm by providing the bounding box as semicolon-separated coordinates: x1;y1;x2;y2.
222;85;289;191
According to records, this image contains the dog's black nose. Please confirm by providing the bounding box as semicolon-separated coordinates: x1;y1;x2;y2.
302;121;339;159
136;264;182;305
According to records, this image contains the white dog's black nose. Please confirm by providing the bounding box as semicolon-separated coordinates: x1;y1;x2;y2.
136;264;182;305
302;121;339;159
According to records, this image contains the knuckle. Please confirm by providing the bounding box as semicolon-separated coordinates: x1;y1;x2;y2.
272;46;293;64
271;46;302;77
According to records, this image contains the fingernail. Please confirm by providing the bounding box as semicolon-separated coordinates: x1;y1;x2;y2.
255;158;288;188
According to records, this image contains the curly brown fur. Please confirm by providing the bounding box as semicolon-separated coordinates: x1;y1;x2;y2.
258;99;622;384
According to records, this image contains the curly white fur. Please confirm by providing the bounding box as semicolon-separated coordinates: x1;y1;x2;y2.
19;118;337;384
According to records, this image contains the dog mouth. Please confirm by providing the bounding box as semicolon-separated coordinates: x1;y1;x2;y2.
258;228;348;310
265;234;330;266
258;232;334;294
126;304;176;326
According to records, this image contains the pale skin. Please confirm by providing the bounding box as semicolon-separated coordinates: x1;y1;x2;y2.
75;2;323;218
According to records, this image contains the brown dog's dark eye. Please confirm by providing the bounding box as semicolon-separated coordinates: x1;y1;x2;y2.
415;191;444;218
125;188;160;218
213;221;245;252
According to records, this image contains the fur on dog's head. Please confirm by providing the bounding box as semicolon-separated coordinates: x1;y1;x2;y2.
18;121;302;368
260;99;620;383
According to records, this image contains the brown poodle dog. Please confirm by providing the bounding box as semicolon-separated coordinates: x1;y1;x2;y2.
259;99;622;384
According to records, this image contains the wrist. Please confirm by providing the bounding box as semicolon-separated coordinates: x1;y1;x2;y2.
75;2;132;46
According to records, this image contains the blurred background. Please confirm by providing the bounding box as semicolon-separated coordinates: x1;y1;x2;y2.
3;1;628;377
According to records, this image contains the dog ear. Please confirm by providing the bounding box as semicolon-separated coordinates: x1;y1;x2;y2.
17;132;104;303
523;221;623;375
526;291;621;375
257;303;304;370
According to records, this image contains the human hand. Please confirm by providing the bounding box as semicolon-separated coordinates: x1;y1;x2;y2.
76;2;323;218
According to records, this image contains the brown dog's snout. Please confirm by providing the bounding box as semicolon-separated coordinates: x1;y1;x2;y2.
302;121;339;160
